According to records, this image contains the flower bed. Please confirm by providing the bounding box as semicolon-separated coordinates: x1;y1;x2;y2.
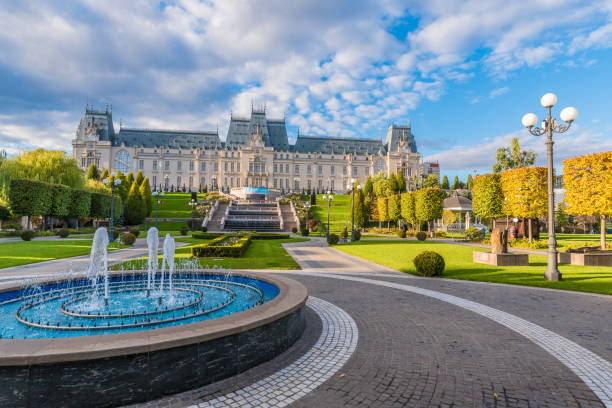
191;235;251;257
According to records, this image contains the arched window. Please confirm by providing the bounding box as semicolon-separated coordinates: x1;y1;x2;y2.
375;159;385;175
114;150;130;173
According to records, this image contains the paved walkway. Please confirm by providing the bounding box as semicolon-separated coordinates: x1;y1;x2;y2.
131;238;611;408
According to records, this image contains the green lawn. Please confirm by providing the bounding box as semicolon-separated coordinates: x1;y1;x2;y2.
154;193;205;218
335;240;612;295
112;237;309;270
0;240;128;269
311;194;354;233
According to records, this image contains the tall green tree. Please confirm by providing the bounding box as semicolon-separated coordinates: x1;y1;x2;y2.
125;171;135;191
101;168;110;180
415;187;445;235
135;171;144;186
467;174;474;190
411;175;420;191
422;174;440;188
124;182;146;225
373;173;392;198
139;177;153;217
396;171;406;193
353;188;368;230
452;176;460;190
364;176;374;198
400;192;417;230
86;163;100;180
493;137;537;173
472;173;504;229
388;194;401;226
388;173;398;193
441;175;450;190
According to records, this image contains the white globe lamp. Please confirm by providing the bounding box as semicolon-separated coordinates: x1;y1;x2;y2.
560;107;578;123
540;93;557;108
521;113;538;128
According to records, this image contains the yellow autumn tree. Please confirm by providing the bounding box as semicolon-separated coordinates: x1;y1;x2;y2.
500;167;547;242
563;151;612;250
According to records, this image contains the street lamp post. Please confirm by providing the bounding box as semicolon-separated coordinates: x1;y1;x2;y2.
322;191;333;237
102;172;122;242
522;93;578;281
152;190;165;229
188;198;198;231
347;180;362;242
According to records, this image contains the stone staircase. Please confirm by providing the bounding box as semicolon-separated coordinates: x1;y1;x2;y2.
223;201;281;232
206;202;228;232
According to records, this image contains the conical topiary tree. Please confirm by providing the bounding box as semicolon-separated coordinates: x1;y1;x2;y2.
135;170;144;186
139;177;153;216
123;182;145;225
86;163;100;180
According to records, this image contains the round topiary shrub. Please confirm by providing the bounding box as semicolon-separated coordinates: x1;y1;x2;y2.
416;231;427;241
180;226;188;236
21;230;35;241
465;227;485;241
120;232;136;245
291;227;298;234
129;227;140;237
413;251;445;277
397;229;407;238
434;230;447;238
327;233;339;245
57;228;70;238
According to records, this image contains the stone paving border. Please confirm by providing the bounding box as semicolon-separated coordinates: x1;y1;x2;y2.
309;272;612;407
192;296;358;408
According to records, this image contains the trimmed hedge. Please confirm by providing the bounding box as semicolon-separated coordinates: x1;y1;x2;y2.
9;178;53;217
57;228;70;238
49;184;71;217
21;230;35;241
413;251;445;277
69;189;92;218
192;232;225;240
90;192;112;218
251;233;290;240
191;235;251;258
416;231;427;241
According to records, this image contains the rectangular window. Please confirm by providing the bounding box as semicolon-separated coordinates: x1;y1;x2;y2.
331;179;335;191
285;164;289;173
295;165;299;174
285;179;289;189
153;160;158;170
177;161;182;171
318;165;322;175
153;175;157;186
330;166;335;176
189;176;193;187
165;160;170;171
343;166;347;175
274;164;277;173
224;162;228;172
189;161;194;171
231;162;234;172
294;180;299;190
237;163;240;172
307;165;311;175
139;160;144;170
177;176;182;186
214;162;219;172
307;179;311;189
352;167;357;177
318;179;322;190
201;162;206;171
274;178;277;188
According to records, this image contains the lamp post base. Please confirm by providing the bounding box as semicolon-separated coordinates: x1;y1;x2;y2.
545;249;562;281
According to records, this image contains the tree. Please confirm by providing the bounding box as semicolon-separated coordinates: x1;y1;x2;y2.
396;171;406;193
90;192;112;219
139;177;153;217
113;170;129;202
8;179;53;229
388;173;398;193
86;163;100;180
101;169;110;180
452;176;460;190
500;167;547;242
69;189;92;231
47;184;71;229
353;188;367;230
563;151;612;249
0;204;10;228
124;182;146;225
373;173;392;198
135;170;144;186
415;187;445;235
422;174;440;188
400;192;417;230
441;175;450;190
411;175;420;191
388;194;401;226
125;171;135;191
442;209;457;227
378;197;389;227
467;174;473;190
364;176;374;198
472;173;504;230
493;137;537;173
555;202;569;233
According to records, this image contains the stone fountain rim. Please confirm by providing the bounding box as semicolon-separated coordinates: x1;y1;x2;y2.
0;271;307;366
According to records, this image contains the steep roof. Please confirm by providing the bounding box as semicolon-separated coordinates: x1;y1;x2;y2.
294;135;385;155
114;128;221;149
443;195;472;211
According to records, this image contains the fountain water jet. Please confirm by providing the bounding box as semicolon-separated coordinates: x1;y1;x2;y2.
159;233;176;293
86;228;110;305
146;227;159;296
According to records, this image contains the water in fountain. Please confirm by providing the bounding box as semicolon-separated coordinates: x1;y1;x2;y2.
159;234;176;298
86;227;110;305
146;227;159;295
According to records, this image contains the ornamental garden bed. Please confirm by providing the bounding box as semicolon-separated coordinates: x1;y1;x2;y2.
191;235;251;257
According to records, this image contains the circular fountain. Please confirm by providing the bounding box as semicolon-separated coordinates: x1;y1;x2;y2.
0;228;307;408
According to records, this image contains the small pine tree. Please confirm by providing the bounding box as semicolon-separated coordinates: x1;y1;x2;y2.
86;163;100;180
364;176;374;198
125;172;135;190
452;176;460;190
388;173;398;193
467;174;474;190
124;182;145;225
441;175;450;190
139;177;153;216
396;171;406;193
135;171;144;186
101;168;110;180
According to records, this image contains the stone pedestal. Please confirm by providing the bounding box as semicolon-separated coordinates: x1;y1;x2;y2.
558;251;612;266
473;251;529;266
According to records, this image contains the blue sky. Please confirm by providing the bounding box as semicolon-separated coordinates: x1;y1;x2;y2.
1;0;611;181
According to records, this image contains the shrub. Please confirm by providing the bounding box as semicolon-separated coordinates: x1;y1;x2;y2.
327;233;339;245
300;226;309;236
180;226;188;236
186;219;199;230
251;233;290;239
191;235;251;257
3;222;22;230
109;229;119;241
307;219;318;230
201;226;208;232
9;179;53;217
397;229;407;238
416;231;427;241
89;192;112;219
291;227;298;233
69;189;92;218
21;230;35;241
120;232;136;245
129;227;140;237
413;251;445;277
465;227;485;241
352;229;361;241
434;230;447;238
192;232;224;239
123;183;145;225
49;184;71;218
57;228;70;238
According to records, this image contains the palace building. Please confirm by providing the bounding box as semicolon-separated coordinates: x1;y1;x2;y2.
72;105;439;193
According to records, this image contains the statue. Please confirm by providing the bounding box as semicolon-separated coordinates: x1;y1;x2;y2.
491;228;508;254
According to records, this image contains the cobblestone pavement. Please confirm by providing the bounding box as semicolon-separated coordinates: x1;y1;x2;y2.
134;238;611;407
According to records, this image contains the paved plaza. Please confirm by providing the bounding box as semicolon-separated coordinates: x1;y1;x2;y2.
2;238;611;407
